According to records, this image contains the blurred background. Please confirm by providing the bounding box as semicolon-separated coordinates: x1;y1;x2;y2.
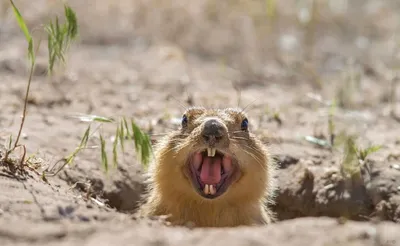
1;0;400;148
1;0;399;88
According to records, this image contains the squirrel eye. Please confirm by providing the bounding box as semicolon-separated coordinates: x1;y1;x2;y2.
182;114;188;127
241;118;248;131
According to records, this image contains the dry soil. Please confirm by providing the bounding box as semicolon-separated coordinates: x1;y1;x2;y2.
1;0;400;245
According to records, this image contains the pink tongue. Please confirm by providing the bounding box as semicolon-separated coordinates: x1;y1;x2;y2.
200;157;221;184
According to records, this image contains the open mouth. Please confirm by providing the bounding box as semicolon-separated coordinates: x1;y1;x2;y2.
188;148;237;199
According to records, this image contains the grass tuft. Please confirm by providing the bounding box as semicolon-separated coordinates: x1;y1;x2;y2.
1;0;77;168
44;115;153;176
339;134;382;180
45;4;78;74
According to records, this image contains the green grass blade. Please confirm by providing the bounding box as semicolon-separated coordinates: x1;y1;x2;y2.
112;144;118;167
64;5;78;39
119;120;125;152
62;125;91;166
123;117;131;140
28;39;34;64
366;145;382;154
9;0;30;41
130;119;152;168
141;134;152;168
46;26;53;71
71;114;114;123
131;119;142;153
99;133;108;172
7;135;13;150
359;145;382;160
9;0;34;64
112;125;119;167
79;124;91;148
265;0;276;19
341;136;359;177
65;153;75;165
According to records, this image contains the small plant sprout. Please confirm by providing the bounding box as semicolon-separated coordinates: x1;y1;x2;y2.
272;111;283;126
44;115;153;177
340;135;382;179
356;144;382;162
93;116;153;171
1;0;78;168
340;136;361;179
44;124;91;178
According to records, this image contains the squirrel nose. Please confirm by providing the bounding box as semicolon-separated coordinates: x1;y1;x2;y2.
202;119;226;145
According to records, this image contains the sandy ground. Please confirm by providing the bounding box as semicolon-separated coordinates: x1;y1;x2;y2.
1;0;400;245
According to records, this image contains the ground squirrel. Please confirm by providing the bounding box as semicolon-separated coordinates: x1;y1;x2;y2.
138;107;277;227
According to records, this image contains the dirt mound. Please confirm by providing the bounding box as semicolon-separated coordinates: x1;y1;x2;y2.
274;155;400;222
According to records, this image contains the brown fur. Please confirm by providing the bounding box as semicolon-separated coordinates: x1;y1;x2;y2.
137;107;277;227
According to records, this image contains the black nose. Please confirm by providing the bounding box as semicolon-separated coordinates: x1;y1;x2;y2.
202;119;225;144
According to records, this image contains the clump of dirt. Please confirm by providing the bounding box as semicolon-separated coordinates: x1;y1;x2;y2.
271;148;400;222
274;155;370;220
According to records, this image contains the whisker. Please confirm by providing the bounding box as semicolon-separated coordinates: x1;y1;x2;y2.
240;96;262;114
231;140;265;162
168;95;189;114
148;133;189;137
157;143;179;158
231;81;242;108
230;136;248;141
147;133;171;137
230;141;264;166
229;130;246;134
242;148;265;167
242;143;263;153
153;125;180;130
182;84;195;106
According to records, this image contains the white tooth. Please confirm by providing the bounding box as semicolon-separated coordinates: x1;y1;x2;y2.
203;184;209;194
207;148;216;157
211;148;216;157
209;185;215;195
